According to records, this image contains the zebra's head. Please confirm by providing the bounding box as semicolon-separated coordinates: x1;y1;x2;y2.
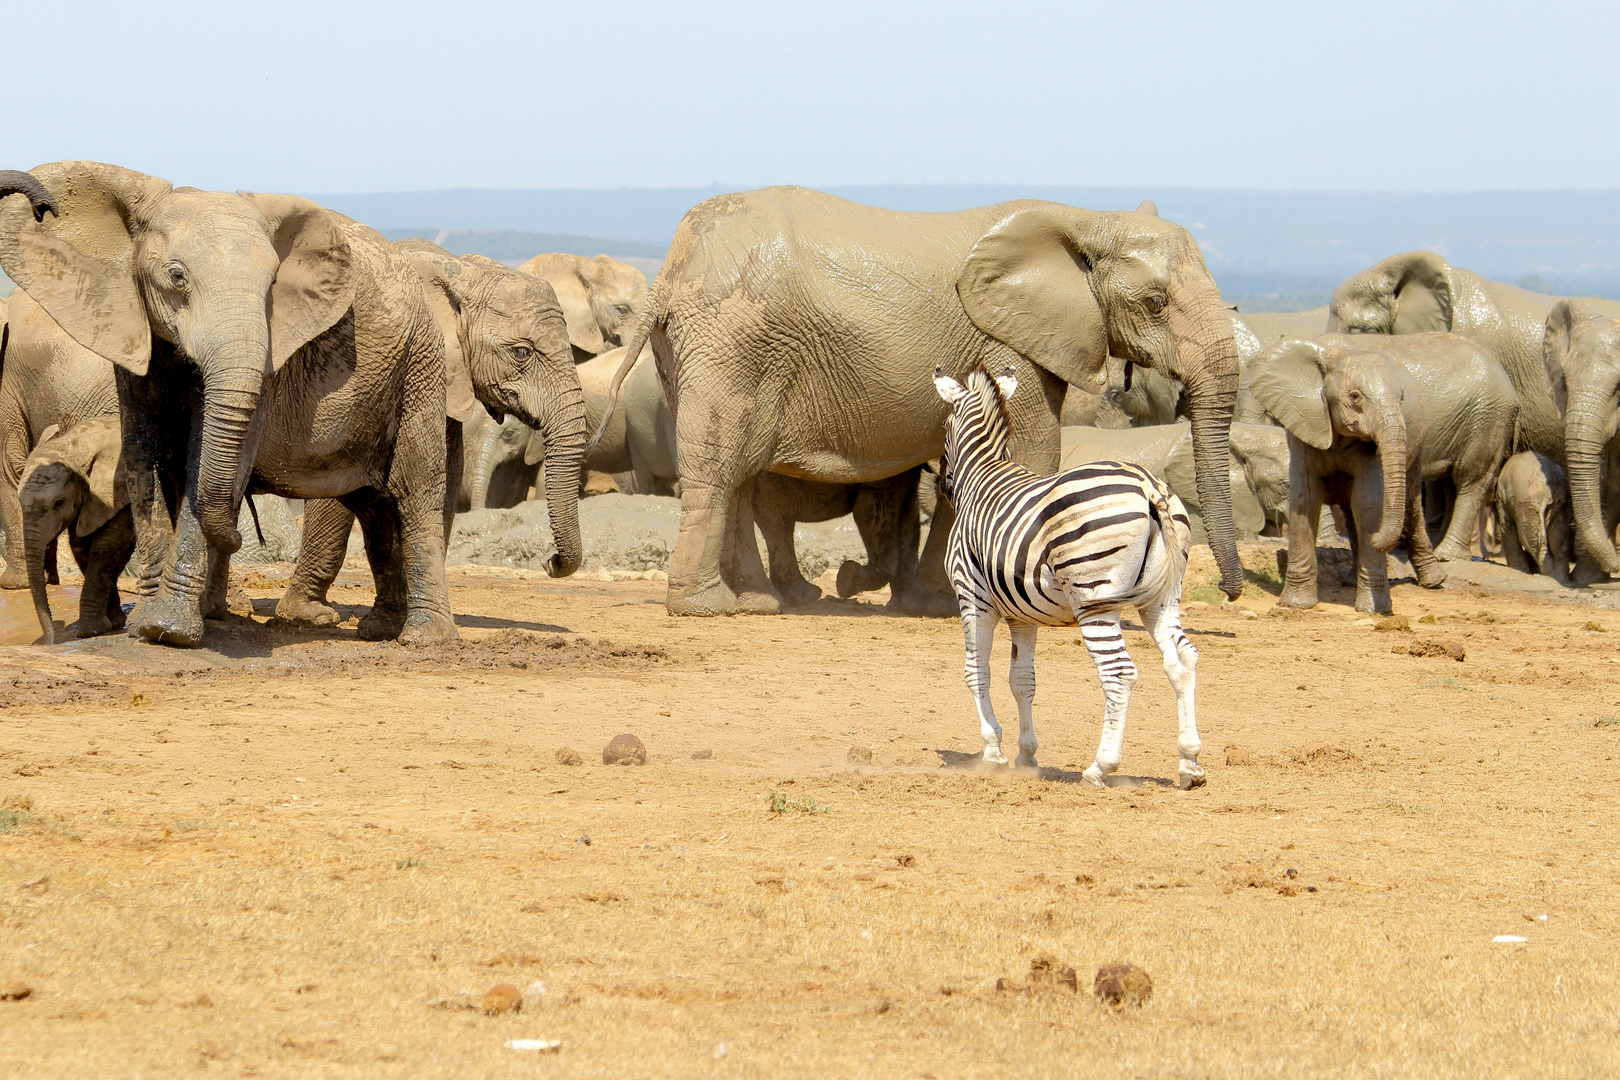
933;366;1019;495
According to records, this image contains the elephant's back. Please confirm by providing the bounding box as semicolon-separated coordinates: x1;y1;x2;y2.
2;288;118;437
1059;422;1190;475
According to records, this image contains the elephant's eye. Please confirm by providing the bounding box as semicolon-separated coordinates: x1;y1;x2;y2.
166;264;188;290
53;498;63;509
1348;390;1363;406
510;345;532;361
1144;293;1167;315
614;304;631;316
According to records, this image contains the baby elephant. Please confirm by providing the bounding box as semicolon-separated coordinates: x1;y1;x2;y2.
1496;451;1575;585
19;416;135;644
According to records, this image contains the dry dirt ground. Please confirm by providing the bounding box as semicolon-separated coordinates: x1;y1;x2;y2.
2;544;1619;1078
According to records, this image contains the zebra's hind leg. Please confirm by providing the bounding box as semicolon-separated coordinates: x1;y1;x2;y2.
961;606;1007;765
1076;612;1136;787
1007;622;1039;768
1140;597;1204;790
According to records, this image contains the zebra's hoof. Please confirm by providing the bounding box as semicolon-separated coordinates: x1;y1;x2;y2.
1177;767;1207;791
1014;753;1039;770
1081;764;1107;787
983;747;1009;766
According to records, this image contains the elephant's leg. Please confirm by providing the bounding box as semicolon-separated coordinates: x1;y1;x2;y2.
1501;507;1534;574
1139;591;1204;790
754;479;820;607
667;472;742;616
0;446;27;590
881;472;926;613
1006;621;1040;768
1279;458;1324;609
118;364;190;633
350;494;409;641
1077;611;1137;787
1351;469;1392;615
960;604;1006;765
1404;462;1447;589
722;480;780;615
841;474;911;598
43;534;59;586
894;489;959;617
276;499;354;627
74;525;129;638
1436;464;1494;563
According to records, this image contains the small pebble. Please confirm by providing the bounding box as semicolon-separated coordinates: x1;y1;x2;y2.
483;983;522;1015
0;983;32;1001
691;748;713;760
554;747;582;767
603;734;647;766
1225;746;1255;767
847;746;874;765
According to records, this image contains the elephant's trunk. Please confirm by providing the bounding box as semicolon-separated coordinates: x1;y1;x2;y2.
539;385;587;578
194;364;265;555
24;517;55;645
0;170;58;222
1179;322;1244;598
1565;391;1620;572
467;430;501;510
1370;407;1408;552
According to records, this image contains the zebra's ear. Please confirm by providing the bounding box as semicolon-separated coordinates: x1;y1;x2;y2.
993;367;1018;400
933;368;966;404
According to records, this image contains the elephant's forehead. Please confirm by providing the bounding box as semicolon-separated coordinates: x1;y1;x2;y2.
488;280;560;322
144;193;276;259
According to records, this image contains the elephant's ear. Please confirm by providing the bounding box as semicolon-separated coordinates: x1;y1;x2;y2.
1542;298;1590;417
1246;339;1334;450
394;241;477;422
956;207;1110;393
1329;250;1452;335
551;265;605;356
0;162;164;375
237;193;355;372
78;427;128;537
522;427;547;467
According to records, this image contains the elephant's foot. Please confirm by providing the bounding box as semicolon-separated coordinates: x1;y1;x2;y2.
75;611;117;639
131;589;206;648
835;561;887;598
1177;760;1207;790
1354;591;1393;616
0;562;26;590
887;584;961;618
397;611;459;646
1433;541;1471;563
773;577;823;608
1572;561;1612;588
1276;585;1318;610
357;604;408;641
735;590;782;616
275;593;341;628
666;577;739;617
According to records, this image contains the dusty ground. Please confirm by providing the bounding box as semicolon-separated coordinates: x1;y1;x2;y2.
2;542;1619;1078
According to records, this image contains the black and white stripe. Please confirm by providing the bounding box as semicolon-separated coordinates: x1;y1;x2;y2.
933;366;1207;789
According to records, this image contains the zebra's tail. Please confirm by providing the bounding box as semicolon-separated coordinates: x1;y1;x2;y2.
1135;481;1191;611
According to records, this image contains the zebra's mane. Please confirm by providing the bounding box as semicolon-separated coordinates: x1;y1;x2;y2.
960;364;1014;438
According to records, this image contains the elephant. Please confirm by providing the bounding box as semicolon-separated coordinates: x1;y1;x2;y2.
18;416;135;644
275;241;586;628
1230;310;1328;426
1542;300;1620;576
603;186;1246;617
0;162;496;647
1495;450;1575;585
1312;332;1517;562
579;345;677;496
516;252;649;363
1247;339;1446;614
458;409;542;511
0;289;120;589
749;466;928;609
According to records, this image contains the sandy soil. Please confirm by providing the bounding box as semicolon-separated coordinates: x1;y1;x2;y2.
2;542;1619;1077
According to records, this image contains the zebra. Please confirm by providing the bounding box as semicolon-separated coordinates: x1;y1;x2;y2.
932;366;1206;789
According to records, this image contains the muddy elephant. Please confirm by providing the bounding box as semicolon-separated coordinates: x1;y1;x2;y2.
19;416;135;644
1248;339;1446;613
1230;310;1328;425
0;289;121;590
516;252;648;363
603;187;1245;616
1542;300;1620;576
458;409;542;511
0;162;475;647
276;242;586;628
1495;450;1574;585
1312;332;1517;562
580;345;677;496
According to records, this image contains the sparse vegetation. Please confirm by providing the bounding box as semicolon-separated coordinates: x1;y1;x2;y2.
764;791;830;816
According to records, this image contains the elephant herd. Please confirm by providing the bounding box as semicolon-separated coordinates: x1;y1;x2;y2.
0;163;1617;648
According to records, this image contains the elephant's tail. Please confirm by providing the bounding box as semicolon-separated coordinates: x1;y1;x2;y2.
585;280;664;458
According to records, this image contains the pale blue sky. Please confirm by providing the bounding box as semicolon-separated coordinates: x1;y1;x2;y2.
15;0;1618;193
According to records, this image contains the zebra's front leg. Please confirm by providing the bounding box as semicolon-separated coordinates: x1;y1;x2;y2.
1077;613;1137;787
1007;622;1040;768
961;605;1006;765
1140;597;1205;789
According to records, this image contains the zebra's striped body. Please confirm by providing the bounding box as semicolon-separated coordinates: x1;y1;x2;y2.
934;367;1207;789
